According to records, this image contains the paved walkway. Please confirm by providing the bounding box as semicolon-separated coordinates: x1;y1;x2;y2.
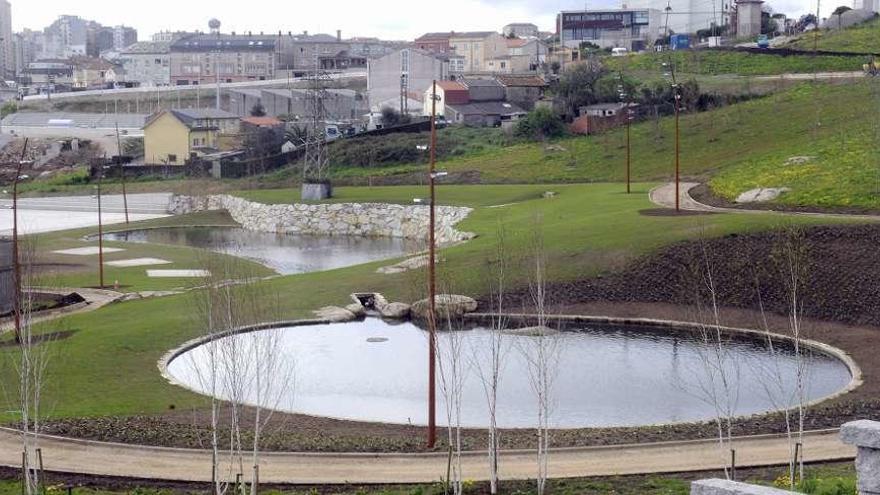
0;428;854;484
0;287;124;336
649;182;880;221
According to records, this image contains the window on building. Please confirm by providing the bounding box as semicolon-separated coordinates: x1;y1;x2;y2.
168;154;177;162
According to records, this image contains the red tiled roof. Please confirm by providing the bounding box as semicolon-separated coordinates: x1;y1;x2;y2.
434;80;467;91
505;38;529;48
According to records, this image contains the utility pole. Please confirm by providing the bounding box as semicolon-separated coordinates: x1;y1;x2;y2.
618;71;632;194
115;123;129;224
674;85;680;211
426;80;438;450
11;138;29;346
96;157;105;289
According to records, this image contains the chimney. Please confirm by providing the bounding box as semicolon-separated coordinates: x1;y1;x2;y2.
303;30;308;36
337;29;342;41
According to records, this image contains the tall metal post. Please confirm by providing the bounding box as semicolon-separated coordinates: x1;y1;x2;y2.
96;159;105;288
427;80;438;449
11;138;28;345
626;111;631;194
115;124;129;224
673;87;680;212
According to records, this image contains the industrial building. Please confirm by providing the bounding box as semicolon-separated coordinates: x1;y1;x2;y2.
556;8;663;52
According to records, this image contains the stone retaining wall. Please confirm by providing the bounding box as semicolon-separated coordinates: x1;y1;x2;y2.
170;194;475;244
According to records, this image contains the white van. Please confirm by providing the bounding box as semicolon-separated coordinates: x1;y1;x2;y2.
611;47;629;57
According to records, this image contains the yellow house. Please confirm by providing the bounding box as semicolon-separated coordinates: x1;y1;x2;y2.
143;109;241;165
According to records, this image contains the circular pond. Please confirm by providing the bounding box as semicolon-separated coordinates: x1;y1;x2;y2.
103;227;422;275
165;319;853;429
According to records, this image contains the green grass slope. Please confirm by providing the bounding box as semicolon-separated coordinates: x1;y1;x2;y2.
604;49;864;75
336;82;879;210
786;18;880;53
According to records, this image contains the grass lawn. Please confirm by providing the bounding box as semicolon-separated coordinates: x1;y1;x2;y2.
0;183;848;422
604;49;865;76
32;210;273;293
786;18;880;53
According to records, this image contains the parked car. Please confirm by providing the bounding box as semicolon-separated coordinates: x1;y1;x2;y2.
757;34;770;49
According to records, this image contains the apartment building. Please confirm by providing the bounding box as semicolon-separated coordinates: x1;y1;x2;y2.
170;33;278;85
119;41;171;87
557;8;663;51
448;31;508;73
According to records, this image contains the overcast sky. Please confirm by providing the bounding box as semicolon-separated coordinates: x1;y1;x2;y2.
11;0;828;39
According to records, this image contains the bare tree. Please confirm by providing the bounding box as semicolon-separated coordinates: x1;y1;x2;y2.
683;234;741;481
470;222;511;495
517;217;560;495
188;252;291;495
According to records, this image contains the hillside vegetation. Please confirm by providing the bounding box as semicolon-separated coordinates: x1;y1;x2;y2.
604;49;865;75
332;81;879;210
786;17;880;53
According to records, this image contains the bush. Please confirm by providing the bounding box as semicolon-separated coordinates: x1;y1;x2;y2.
515;108;567;141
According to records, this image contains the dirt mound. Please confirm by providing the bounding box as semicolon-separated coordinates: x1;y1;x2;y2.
497;224;880;327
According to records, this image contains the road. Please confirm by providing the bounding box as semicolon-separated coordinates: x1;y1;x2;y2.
0;427;854;484
0;193;172;235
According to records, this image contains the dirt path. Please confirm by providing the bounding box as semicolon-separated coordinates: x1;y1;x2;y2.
649;182;880;221
0;427;854;484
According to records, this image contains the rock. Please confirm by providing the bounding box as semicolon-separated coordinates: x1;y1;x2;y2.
734;187;791;204
345;303;367;318
542;191;558;199
544;144;566;153
784;156;816;166
411;294;478;319
691;479;793;494
378;302;411;319
313;306;358;323
377;255;430;275
841;420;880;450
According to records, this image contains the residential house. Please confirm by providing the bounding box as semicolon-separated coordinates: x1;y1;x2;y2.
424;79;526;127
570;102;637;135
319;50;366;70
445;100;527;126
346;37;409;59
119;40;171;87
276;31;351;76
240;116;285;157
502;23;540;38
70;57;113;89
459;78;504;101
448;31;508;72
368;48;452;115
414;32;453;54
143;108;240;165
496;75;547;110
423;80;468;116
170;33;278;85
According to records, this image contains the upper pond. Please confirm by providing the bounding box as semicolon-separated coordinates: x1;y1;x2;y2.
166;319;853;429
103;227;423;275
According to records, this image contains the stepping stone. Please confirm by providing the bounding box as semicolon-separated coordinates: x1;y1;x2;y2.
146;269;210;278
105;258;172;268
53;247;126;256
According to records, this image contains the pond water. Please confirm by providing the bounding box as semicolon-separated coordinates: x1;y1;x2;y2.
103;227;422;275
166;319;853;429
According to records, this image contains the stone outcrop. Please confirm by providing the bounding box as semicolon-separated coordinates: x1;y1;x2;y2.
411;294;478;319
313;306;359;322
170;194;475;245
378;302;411;319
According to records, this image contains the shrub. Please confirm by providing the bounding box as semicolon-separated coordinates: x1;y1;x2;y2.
515;107;567;141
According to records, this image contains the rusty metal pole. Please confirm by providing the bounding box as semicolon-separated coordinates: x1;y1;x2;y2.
97;158;105;289
626;110;631;194
427;80;438;449
11;138;28;345
115;123;129;224
674;88;680;212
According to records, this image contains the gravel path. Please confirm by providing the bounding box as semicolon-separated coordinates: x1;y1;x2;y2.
0;427;854;484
